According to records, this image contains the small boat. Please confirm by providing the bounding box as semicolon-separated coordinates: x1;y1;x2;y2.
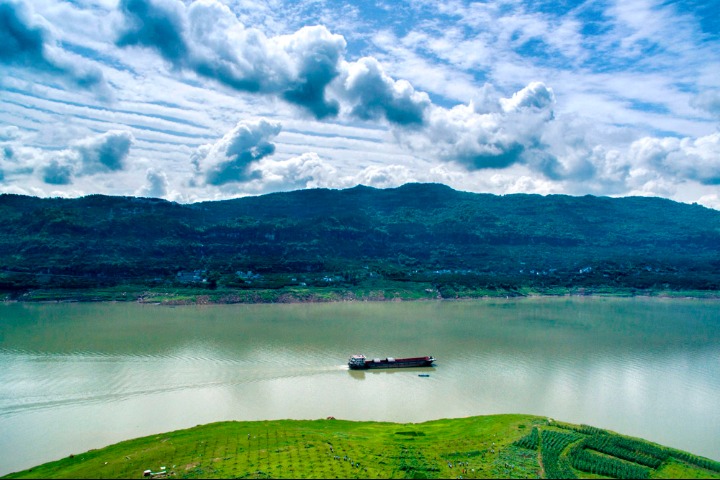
348;354;435;370
418;374;430;377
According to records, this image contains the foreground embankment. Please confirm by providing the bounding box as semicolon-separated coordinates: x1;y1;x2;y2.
4;415;720;479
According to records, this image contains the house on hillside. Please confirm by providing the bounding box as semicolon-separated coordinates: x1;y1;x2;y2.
176;270;206;283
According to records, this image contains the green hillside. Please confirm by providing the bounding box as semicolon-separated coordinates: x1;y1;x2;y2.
2;183;720;300
4;415;719;479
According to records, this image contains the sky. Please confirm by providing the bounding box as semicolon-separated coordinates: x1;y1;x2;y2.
1;0;719;207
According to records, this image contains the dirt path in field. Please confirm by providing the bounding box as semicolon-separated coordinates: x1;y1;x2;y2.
537;431;546;478
537;448;546;478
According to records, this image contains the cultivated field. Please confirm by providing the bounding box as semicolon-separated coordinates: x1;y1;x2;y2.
4;415;719;479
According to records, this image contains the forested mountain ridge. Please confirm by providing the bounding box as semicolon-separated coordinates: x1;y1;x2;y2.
1;183;719;295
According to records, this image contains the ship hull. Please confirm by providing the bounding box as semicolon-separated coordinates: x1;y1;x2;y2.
349;357;435;370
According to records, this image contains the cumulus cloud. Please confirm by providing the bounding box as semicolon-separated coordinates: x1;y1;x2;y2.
116;0;189;65
0;0;108;92
42;159;73;185
279;26;345;118
247;154;428;193
0;0;47;67
0;130;134;186
193;118;281;185
629;132;720;185
354;164;416;188
138;168;169;198
74;130;135;174
116;0;345;119
110;0;581;175
397;82;556;171
338;57;431;125
499;81;555;114
115;0;441;125
252;152;340;190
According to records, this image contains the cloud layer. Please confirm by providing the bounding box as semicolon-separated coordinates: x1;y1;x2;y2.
0;0;718;208
0;0;108;92
116;0;345;118
1;130;135;187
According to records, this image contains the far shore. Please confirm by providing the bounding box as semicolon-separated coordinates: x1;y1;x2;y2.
3;284;720;305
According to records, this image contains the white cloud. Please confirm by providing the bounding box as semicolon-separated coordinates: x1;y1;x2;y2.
41;158;73;184
253;152;340;190
629;132;720;185
0;125;21;141
499;81;555;113
338;56;431;126
116;0;347;118
137;167;169;198
0;0;110;96
0;129;134;187
396;82;555;171
192;118;282;185
691;90;720;119
698;194;720;210
353;164;415;189
74;129;134;174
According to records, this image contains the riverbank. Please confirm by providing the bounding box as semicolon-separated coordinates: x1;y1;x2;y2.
4;282;720;305
4;414;719;479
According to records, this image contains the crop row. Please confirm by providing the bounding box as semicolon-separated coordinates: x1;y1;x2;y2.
672;451;720;473
540;430;582;453
541;449;576;478
570;447;651;479
584;435;667;468
539;429;584;479
513;427;540;450
556;423;607;436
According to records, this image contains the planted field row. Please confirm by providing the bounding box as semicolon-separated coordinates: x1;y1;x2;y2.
539;429;582;479
514;422;720;479
570;447;650;479
584;434;667;468
513;427;539;450
672;451;720;473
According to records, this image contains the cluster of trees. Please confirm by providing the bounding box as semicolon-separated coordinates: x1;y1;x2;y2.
1;183;719;293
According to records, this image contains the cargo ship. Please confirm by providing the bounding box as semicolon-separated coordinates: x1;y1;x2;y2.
348;354;435;370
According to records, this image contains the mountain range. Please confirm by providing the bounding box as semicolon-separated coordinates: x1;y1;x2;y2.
1;183;719;294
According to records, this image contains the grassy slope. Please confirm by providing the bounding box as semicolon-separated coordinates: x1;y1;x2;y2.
4;415;719;479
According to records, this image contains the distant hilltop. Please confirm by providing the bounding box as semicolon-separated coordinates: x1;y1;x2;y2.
1;183;719;297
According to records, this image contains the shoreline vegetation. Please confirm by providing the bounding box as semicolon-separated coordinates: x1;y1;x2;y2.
4;283;720;305
4;415;719;479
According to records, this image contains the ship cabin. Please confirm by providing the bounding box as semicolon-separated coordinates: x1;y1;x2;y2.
348;354;367;368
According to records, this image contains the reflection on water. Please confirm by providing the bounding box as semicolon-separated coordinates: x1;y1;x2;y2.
0;298;719;474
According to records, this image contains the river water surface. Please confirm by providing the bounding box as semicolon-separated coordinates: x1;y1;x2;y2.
0;297;719;474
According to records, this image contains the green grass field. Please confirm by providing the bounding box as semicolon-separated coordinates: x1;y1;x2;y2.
4;415;719;479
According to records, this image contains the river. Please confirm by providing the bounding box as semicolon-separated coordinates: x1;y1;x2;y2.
0;297;718;474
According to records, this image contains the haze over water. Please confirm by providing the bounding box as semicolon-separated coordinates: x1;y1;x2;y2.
0;297;718;475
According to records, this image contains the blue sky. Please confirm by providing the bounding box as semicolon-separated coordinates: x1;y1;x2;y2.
1;0;719;207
